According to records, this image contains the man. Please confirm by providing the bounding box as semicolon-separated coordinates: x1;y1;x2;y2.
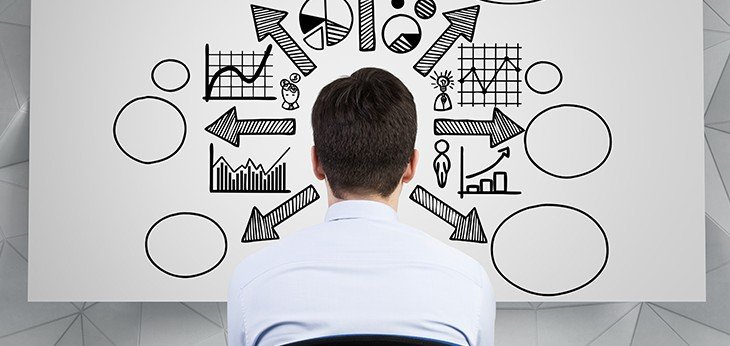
228;68;495;346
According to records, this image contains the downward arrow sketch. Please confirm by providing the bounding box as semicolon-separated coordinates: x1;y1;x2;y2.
409;185;488;243
251;4;317;76
414;5;480;77
242;185;321;243
205;107;295;147
434;107;524;148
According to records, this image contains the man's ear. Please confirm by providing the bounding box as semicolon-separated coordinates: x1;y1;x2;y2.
311;146;326;180
402;149;419;184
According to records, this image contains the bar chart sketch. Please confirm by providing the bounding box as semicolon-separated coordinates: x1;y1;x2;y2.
209;144;291;193
458;43;522;107
204;44;276;101
459;147;521;198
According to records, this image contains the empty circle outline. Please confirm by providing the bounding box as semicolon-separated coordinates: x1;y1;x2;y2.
525;61;563;95
151;59;190;93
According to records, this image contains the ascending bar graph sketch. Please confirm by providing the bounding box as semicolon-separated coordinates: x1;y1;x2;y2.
458;43;522;107
209;144;290;193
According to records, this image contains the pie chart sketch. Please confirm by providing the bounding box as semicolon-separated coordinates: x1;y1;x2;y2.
382;14;422;54
299;0;353;51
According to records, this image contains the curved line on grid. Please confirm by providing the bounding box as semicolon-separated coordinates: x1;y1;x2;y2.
205;44;273;99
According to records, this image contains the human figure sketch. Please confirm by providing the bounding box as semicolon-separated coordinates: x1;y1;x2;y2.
431;70;454;111
433;140;451;188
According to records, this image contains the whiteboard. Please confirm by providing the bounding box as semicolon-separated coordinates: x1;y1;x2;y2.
29;0;705;301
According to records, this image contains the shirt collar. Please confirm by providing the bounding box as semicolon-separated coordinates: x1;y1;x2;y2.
325;200;398;222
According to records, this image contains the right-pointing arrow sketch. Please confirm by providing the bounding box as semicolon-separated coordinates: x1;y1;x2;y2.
434;107;524;148
409;185;488;243
242;185;321;243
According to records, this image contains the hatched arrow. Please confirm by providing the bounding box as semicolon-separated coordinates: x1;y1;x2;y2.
205;106;295;147
251;4;317;76
414;5;480;77
242;185;321;243
409;185;487;243
434;107;524;148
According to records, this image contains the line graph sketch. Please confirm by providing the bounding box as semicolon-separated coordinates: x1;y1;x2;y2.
204;44;276;102
209;144;291;194
458;43;522;107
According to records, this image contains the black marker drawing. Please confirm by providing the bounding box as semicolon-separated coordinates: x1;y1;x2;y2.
409;185;488;243
113;96;187;165
300;0;353;51
145;212;228;279
205;106;296;147
209;144;291;194
431;70;454;111
358;0;376;51
382;14;422;54
433;140;451;188
491;204;609;297
280;73;302;110
415;0;437;20
458;43;522;107
434;107;525;148
151;59;190;93
391;0;405;9
204;44;275;102
525;61;563;95
459;146;520;199
252;5;317;76
413;5;480;77
242;185;321;243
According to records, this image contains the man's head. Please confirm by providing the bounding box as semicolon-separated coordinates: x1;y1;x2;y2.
311;67;418;202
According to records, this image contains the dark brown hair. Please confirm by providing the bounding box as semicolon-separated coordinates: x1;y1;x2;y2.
311;67;417;198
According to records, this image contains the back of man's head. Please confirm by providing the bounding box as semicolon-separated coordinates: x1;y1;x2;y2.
311;67;417;199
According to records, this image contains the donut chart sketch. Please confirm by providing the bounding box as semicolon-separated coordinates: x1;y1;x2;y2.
491;204;609;296
151;59;190;93
524;104;612;179
382;14;422;54
113;96;187;165
525;61;563;95
145;212;228;279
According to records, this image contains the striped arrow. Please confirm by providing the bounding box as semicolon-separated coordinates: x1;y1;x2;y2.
414;5;480;77
242;185;321;243
410;185;487;243
205;106;295;148
251;4;317;76
434;107;524;148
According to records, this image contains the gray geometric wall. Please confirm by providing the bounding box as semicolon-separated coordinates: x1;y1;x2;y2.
0;0;729;344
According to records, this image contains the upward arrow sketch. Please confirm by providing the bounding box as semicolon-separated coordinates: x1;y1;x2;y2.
242;185;321;243
466;147;510;179
205;106;295;147
434;107;524;148
251;4;317;76
410;185;487;243
414;5;480;77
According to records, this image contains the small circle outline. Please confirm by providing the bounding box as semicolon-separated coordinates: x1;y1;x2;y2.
490;203;610;297
145;212;228;279
151;59;190;93
525;61;563;95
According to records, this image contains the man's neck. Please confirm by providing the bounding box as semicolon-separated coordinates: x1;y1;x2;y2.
326;188;401;212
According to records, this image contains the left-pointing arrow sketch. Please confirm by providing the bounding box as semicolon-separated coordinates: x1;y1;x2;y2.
242;185;321;243
251;4;317;76
205;106;296;147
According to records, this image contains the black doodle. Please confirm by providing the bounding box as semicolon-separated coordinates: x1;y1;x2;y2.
434;107;525;148
433;140;451;188
281;73;302;111
252;4;317;76
300;0;353;51
358;0;376;51
409;185;488;243
113;96;187;165
458;43;522;107
242;185;321;243
431;70;454;111
491;204;609;297
151;59;190;93
414;5;480;77
414;0;437;20
392;0;405;9
382;14;422;54
209;144;291;194
524;104;612;179
145;212;228;279
459;146;520;199
205;106;296;148
204;44;275;102
525;61;563;95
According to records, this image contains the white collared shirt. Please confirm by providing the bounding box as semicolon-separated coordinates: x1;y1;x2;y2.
228;200;495;346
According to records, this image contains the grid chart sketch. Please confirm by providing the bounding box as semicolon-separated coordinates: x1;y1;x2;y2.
204;44;276;101
458;43;522;107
